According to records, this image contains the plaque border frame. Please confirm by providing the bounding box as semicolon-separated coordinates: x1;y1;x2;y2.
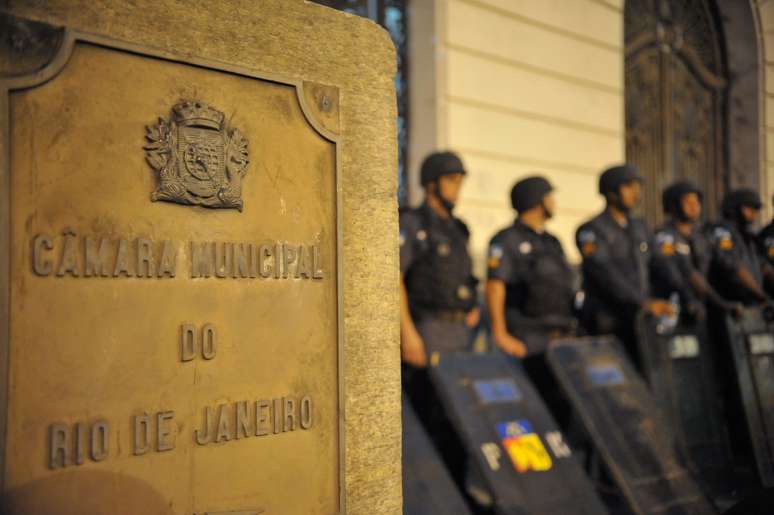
0;18;346;514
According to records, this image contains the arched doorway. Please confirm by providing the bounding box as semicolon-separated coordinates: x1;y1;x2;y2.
625;0;728;225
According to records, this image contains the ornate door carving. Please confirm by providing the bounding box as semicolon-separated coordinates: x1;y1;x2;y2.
625;0;727;225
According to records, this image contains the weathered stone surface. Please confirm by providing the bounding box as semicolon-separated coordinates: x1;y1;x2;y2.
0;1;400;514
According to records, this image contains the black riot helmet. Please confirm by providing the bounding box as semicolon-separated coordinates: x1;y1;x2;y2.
598;164;642;196
420;151;467;186
662;181;703;220
420;151;467;212
721;188;762;222
511;176;553;213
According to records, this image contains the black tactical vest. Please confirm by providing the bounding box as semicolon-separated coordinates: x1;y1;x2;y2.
505;231;573;319
405;206;476;314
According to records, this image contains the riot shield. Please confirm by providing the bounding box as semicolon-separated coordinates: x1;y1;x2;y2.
402;396;472;515
722;307;774;486
427;352;607;515
635;313;734;497
546;337;716;515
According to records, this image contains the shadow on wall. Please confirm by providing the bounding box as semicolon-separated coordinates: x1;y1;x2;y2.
0;470;174;515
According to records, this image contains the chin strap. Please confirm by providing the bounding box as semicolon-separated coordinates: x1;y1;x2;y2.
676;211;691;223
608;193;630;215
431;180;456;213
728;209;753;235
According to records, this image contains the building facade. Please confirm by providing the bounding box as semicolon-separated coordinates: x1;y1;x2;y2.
407;0;774;273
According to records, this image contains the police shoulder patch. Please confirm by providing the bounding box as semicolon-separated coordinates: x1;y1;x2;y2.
655;231;674;245
577;229;596;243
655;231;675;256
581;242;597;256
577;228;597;256
712;226;731;240
488;243;504;269
712;226;733;250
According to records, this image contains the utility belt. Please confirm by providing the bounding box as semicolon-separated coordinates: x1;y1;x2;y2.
415;307;469;323
504;311;576;356
505;310;576;334
545;327;572;339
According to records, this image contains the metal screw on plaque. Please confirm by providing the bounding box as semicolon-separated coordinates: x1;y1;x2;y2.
320;95;332;112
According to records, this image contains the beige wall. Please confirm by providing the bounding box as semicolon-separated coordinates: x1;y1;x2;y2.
409;0;774;274
409;0;625;273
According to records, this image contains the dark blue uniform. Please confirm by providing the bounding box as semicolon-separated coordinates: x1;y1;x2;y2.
758;221;774;264
650;221;711;304
487;220;574;355
488;220;575;428
758;221;774;297
707;221;765;305
400;203;477;354
576;210;651;363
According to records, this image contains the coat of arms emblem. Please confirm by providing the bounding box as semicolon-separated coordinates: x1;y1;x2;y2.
144;100;249;211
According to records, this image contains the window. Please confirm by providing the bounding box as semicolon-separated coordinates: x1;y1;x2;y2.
311;0;409;205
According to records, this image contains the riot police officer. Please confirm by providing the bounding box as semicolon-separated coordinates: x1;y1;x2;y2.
399;151;479;368
708;190;773;474
651;181;736;316
576;164;672;367
486;176;575;424
707;189;770;305
486;176;574;358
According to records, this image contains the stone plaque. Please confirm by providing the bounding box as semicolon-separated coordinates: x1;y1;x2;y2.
0;4;397;513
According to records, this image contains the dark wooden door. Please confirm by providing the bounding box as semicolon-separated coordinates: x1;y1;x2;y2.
625;0;727;225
